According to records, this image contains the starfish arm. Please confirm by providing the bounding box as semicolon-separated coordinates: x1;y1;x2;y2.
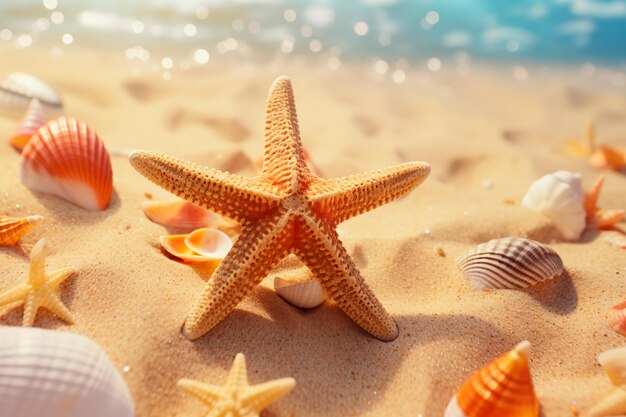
22;293;40;327
0;283;29;312
294;216;398;341
40;292;74;324
182;212;293;340
308;161;430;224
262;76;311;194
129;151;280;222
226;353;248;389
48;268;75;288
242;378;296;414
177;379;223;407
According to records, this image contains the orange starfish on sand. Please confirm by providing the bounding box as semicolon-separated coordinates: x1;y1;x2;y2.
584;176;625;230
562;122;626;171
130;76;430;341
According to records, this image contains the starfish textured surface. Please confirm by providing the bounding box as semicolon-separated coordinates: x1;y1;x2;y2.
178;352;295;417
0;238;76;326
129;76;430;341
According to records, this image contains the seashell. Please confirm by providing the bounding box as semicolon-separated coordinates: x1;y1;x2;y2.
445;340;539;417
603;231;626;249
598;345;626;386
9;98;47;151
160;228;232;262
522;171;586;240
0;72;63;118
274;277;326;309
0;327;134;417
589;387;626;417
608;299;626;337
456;237;564;290
0;214;44;246
20;117;113;211
142;199;241;236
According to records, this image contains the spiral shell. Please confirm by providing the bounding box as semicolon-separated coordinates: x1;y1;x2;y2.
522;171;586;240
9;98;47;152
0;214;44;246
608;299;626;337
0;327;134;417
160;228;232;262
20;117;113;211
274;277;326;309
456;237;564;290
0;72;63;118
444;341;539;417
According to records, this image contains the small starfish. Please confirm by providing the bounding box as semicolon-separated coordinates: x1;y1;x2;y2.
562;122;626;171
178;353;295;417
584;175;625;229
0;238;76;326
130;76;430;341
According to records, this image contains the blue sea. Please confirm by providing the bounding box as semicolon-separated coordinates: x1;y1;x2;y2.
1;0;625;69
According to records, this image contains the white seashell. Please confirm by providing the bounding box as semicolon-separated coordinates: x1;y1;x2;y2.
598;346;626;387
0;72;63;118
456;237;564;290
274;277;326;309
522;171;586;240
0;327;134;417
184;228;233;259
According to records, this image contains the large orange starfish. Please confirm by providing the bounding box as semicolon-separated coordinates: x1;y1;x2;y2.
129;76;430;341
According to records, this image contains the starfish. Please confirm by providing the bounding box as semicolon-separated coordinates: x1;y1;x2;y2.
178;353;295;417
584;175;625;230
129;76;430;341
562;122;626;171
0;238;76;326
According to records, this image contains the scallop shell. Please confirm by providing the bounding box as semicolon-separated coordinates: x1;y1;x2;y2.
20;117;113;211
456;237;564;290
0;327;134;417
9;98;47;151
589;387;626;417
0;214;44;246
598;345;626;386
608;299;626;337
522;171;586;240
444;341;539;417
274;277;326;309
160;228;232;262
142;199;241;236
0;72;63;118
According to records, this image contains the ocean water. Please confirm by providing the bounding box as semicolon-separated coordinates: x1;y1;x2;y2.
1;0;625;72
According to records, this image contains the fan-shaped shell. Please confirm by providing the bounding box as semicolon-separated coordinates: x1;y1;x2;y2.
0;214;44;246
0;72;63;118
274;277;326;309
522;171;586;240
456;237;564;290
9;98;47;151
160;228;232;262
608;299;626;337
20;117;113;211
0;327;134;417
444;341;539;417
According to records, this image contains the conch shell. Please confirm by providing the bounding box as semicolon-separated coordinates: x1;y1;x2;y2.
274;277;326;309
0;214;44;246
590;346;626;417
444;340;539;417
9;98;47;151
522;171;586;240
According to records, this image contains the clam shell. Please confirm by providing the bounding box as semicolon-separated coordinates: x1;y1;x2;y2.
608;299;626;337
0;72;63;118
589;387;626;417
444;341;539;417
9;98;47;151
274;277;326;309
0;214;44;246
0;327;134;417
160;228;232;262
598;345;626;386
456;237;564;290
522;171;586;240
20;117;113;211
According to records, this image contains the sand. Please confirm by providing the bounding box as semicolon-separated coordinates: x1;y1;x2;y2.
1;44;625;417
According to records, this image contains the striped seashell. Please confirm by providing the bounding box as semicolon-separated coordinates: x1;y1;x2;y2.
160;228;232;262
608;299;626;337
0;327;134;417
603;231;626;250
9;98;47;152
274;277;326;309
0;72;63;118
445;341;539;417
598;345;626;386
456;237;564;290
0;214;44;246
21;117;113;211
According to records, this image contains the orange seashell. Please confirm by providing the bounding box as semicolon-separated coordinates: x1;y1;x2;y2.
608;299;626;337
20;117;113;211
445;341;539;417
142;200;240;236
9;99;47;152
160;228;232;262
0;215;44;246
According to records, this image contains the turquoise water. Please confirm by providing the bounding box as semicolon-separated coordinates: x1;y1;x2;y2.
1;0;625;66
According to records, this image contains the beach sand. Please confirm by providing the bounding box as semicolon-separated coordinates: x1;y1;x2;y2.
1;44;625;416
